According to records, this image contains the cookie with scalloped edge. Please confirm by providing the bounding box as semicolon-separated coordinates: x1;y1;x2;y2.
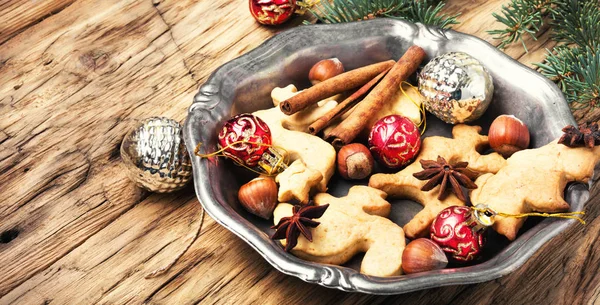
369;124;507;238
471;141;600;240
273;186;405;277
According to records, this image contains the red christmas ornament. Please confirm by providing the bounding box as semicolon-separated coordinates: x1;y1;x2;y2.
218;114;272;168
368;115;421;169
430;206;490;262
249;0;297;25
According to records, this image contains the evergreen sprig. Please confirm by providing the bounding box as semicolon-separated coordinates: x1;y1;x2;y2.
551;0;599;50
487;0;557;51
536;44;600;109
490;0;600;110
306;0;459;29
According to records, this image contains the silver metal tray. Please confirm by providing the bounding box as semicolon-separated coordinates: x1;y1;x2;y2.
183;19;592;294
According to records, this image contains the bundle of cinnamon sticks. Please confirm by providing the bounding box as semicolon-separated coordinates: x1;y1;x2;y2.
280;45;427;149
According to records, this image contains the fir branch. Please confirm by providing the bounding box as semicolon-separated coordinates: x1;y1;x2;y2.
491;0;600;110
566;45;600;109
306;0;459;29
551;0;600;51
535;45;575;91
535;44;600;109
389;1;459;29
487;0;557;51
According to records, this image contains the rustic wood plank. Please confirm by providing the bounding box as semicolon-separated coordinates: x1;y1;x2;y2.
153;0;332;84
0;192;203;305
0;0;78;45
0;0;197;296
127;0;599;302
0;0;598;304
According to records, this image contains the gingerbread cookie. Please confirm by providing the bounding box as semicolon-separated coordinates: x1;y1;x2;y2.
369;124;507;238
275;159;322;204
471;141;600;240
253;86;338;203
273;186;406;277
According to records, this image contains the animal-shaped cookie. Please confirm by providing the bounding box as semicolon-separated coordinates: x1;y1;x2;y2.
253;85;338;203
273;186;406;277
369;125;507;238
471;141;600;240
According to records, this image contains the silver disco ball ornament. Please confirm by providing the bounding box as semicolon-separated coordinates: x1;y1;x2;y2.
418;52;494;124
121;117;192;193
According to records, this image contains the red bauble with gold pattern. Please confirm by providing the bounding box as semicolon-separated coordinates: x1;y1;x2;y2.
249;0;296;25
430;206;487;262
368;115;421;169
218;114;272;168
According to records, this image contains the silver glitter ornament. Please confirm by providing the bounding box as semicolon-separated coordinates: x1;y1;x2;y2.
121;117;192;193
418;52;494;124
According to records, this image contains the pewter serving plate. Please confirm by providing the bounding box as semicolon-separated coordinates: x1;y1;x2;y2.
183;19;594;294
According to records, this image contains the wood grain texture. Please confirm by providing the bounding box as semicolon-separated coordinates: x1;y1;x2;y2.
0;0;598;304
0;0;78;44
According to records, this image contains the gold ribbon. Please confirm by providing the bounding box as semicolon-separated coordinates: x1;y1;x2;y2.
471;205;586;225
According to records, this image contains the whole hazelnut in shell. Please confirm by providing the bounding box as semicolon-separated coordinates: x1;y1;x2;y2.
237;177;278;219
308;58;345;85
402;238;448;274
337;143;374;180
488;115;530;158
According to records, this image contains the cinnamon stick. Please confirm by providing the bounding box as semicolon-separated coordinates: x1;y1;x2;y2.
326;46;427;149
308;67;391;135
280;60;396;115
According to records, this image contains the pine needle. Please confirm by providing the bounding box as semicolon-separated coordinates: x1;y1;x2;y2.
487;0;556;50
490;0;600;110
304;0;459;29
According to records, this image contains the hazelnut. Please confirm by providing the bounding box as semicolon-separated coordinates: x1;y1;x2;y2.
488;115;530;158
337;143;374;180
401;238;448;274
308;58;345;85
237;177;278;219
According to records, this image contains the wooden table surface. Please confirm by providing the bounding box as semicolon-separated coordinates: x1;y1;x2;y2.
1;0;599;304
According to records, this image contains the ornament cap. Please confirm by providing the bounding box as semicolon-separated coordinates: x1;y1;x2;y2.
472;204;496;228
198;112;289;176
257;147;288;175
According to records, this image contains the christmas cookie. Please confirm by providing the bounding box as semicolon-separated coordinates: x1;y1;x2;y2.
275;159;322;204
253;86;338;203
471;141;600;240
369;124;507;238
273;186;406;277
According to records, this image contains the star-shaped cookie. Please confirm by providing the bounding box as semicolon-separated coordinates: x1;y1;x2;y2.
275;160;322;204
369;124;507;238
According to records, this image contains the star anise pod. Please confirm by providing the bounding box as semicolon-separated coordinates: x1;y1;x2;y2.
558;122;600;148
271;202;329;252
412;156;479;202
